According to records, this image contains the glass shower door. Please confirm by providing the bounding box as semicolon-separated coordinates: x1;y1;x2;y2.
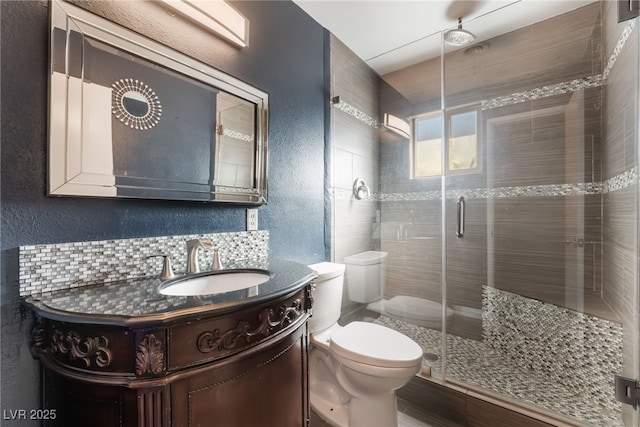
376;32;447;380
370;3;638;425
441;3;639;426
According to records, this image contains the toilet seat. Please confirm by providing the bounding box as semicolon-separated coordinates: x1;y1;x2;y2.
310;324;341;351
330;321;423;368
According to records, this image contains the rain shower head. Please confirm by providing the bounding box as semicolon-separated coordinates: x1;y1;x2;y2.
444;17;475;46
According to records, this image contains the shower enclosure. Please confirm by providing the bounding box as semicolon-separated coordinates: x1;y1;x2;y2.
329;2;639;426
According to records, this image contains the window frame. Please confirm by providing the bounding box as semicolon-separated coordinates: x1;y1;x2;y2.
410;104;482;179
410;110;444;178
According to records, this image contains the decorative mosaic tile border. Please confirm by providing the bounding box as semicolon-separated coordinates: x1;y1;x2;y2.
602;20;636;81
481;75;603;110
222;128;254;143
455;182;604;200
334;22;634;124
379;190;441;202
483;286;623;415
333;168;637;202
331;99;380;129
333;71;606;127
19;230;269;296
482;20;634;111
603;166;638;193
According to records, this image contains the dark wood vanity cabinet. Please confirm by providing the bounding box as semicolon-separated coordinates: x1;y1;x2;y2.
171;323;307;427
30;286;312;427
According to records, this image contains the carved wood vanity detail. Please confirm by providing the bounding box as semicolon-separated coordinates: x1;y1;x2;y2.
24;260;315;427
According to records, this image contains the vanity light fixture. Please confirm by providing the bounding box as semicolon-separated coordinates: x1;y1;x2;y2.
383;113;411;139
159;0;249;47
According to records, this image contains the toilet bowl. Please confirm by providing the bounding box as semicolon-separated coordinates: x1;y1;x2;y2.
369;295;455;329
308;262;423;427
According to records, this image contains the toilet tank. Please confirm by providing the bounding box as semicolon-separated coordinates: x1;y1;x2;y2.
344;251;387;303
307;262;345;333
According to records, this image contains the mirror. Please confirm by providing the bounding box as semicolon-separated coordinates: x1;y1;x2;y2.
48;0;268;204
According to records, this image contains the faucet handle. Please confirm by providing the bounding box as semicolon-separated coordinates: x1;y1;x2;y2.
148;253;176;281
210;248;224;271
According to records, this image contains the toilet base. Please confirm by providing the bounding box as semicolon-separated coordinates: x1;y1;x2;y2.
311;390;349;427
349;392;398;427
311;390;399;427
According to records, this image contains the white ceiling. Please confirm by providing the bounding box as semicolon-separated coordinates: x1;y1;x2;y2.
293;0;596;75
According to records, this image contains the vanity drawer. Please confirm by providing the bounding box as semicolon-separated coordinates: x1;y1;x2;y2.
37;319;137;375
167;287;309;370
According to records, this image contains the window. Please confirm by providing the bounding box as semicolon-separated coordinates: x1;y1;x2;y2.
412;106;480;178
413;114;443;177
448;109;478;172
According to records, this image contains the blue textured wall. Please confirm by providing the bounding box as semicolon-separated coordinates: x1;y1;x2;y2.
0;0;326;417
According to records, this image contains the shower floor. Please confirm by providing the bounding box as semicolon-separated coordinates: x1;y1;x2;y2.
373;315;624;427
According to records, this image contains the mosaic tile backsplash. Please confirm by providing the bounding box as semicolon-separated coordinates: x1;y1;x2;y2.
19;230;269;295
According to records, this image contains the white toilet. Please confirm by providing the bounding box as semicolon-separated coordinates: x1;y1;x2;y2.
308;261;423;427
344;250;454;329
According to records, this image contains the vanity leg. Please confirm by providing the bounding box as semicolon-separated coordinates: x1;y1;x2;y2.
137;386;170;427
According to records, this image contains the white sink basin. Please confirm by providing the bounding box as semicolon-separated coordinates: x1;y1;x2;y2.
159;271;270;296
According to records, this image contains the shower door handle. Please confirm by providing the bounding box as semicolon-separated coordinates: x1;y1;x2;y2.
456;196;465;238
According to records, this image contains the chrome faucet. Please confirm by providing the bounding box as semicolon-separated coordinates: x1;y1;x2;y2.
186;238;212;274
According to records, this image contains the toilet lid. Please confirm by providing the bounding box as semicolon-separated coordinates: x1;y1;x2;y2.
308;262;345;281
330;322;423;368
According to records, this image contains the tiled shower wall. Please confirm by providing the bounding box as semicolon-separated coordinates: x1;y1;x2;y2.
329;35;382;320
377;4;639;334
378;4;609;315
19;230;269;295
330;3;637;320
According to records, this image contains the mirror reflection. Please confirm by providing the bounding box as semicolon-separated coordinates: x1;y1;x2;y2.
122;92;150;117
216;93;257;188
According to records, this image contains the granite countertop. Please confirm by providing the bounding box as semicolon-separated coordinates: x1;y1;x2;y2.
22;257;317;326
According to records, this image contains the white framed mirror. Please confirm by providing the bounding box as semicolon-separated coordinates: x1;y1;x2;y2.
48;0;268;204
